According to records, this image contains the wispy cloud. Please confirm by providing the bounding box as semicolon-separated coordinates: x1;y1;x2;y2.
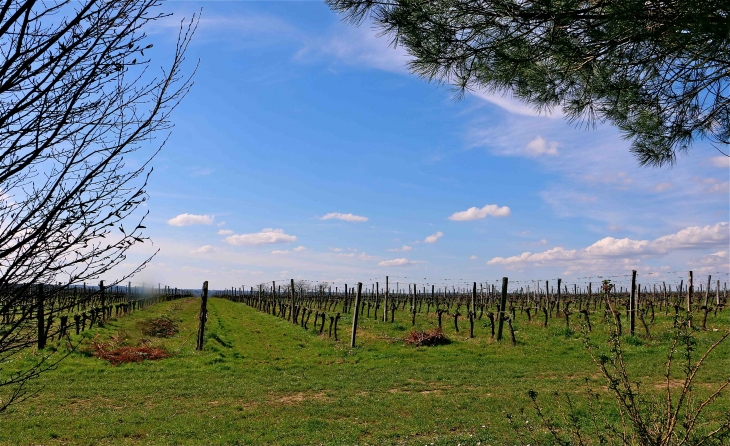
320;212;369;222
190;245;218;254
470;90;557;118
225;228;297;246
189;167;214;177
297;23;410;74
388;245;412;252
709;156;730;168
167;213;214;226
448;204;511;221
697;178;729;194
378;258;414;267
686;251;729;275
217;229;234;235
652;182;673;193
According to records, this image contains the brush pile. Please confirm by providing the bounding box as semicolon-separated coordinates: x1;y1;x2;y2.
90;332;169;365
405;327;449;347
137;316;179;338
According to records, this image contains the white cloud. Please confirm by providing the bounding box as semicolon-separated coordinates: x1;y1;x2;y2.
584;237;653;257
424;231;444;244
293;246;307;252
652;222;729;251
217;221;226;227
388;245;412;252
330;247;342;252
488;247;578;266
709;156;730;168
271;250;290;255
448;204;511;221
488;222;729;268
167;213;214;226
378;258;413;267
217;229;234;235
470;255;477;260
536;239;547;245
190;245;218;254
320;212;369;222
525;136;559;156
225;228;297;246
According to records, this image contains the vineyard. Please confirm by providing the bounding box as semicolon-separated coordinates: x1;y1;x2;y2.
213;272;729;346
0;271;727;445
1;282;195;351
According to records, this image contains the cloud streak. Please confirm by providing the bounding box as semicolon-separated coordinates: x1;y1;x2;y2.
320;212;369;222
378;258;414;267
225;228;297;246
448;204;511;221
167;213;214;226
388;245;412;252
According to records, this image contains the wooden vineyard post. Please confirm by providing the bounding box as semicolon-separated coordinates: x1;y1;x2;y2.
99;280;105;324
375;281;379;316
350;282;362;348
471;282;476;314
717;280;721;306
687;270;693;312
384;276;389;322
290;279;295;322
411;283;416;326
556;278;562;314
196;281;208;351
704;275;711;307
37;283;46;349
629;270;637;336
497;277;508;341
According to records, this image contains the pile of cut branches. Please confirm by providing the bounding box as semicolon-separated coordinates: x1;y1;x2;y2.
90;333;169;365
137;316;179;338
405;327;450;347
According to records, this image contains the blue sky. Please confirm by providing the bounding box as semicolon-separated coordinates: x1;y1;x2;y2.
114;1;729;291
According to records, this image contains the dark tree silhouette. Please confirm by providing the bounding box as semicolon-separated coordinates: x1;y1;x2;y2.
328;0;730;167
0;0;196;411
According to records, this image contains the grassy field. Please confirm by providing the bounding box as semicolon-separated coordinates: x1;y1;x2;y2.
1;297;728;445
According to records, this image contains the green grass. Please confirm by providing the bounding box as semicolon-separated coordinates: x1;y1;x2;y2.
1;298;728;445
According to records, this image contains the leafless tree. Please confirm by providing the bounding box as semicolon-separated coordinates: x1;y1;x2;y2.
0;0;197;411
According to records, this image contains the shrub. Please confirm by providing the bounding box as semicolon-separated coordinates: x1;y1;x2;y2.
516;311;730;446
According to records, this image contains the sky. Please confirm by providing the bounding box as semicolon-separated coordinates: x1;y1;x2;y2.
112;1;730;292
